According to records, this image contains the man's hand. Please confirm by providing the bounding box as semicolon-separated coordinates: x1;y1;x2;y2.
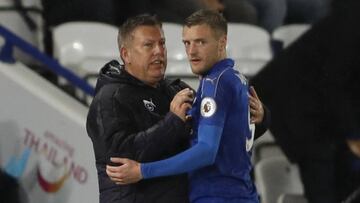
106;157;143;185
170;88;194;121
249;86;264;124
347;139;360;158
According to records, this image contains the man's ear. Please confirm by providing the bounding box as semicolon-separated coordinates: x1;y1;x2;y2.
219;35;227;51
120;46;130;64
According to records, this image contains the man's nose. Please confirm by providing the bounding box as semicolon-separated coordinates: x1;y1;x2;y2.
187;43;196;55
154;43;166;55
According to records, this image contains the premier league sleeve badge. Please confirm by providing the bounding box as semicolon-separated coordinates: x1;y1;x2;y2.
200;97;217;117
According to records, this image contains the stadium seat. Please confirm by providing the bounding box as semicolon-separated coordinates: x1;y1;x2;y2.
254;130;275;144
162;22;186;62
20;0;42;7
53;21;119;77
252;131;276;163
272;24;311;49
343;187;360;203
0;0;13;6
0;0;42;7
0;3;43;65
252;142;286;165
255;157;304;203
227;23;272;77
52;21;119;102
277;194;308;203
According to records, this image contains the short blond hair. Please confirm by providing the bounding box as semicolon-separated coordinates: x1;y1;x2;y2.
184;9;227;38
117;14;162;49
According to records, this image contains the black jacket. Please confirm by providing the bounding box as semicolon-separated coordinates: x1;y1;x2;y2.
254;104;271;140
87;60;191;203
251;0;360;162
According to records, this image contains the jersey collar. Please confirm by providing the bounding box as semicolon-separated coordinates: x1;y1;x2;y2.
204;58;234;77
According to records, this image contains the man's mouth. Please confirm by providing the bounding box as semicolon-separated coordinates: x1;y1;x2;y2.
151;59;164;65
190;58;201;64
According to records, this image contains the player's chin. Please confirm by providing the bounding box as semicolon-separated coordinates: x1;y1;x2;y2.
191;67;206;75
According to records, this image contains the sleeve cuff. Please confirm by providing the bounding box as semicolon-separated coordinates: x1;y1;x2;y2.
140;163;148;179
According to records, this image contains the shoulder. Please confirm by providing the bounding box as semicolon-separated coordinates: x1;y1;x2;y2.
91;83;136;110
94;83;124;101
218;68;248;91
164;78;193;90
203;68;235;94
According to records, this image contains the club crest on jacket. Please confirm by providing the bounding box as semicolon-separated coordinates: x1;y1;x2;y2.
143;99;156;112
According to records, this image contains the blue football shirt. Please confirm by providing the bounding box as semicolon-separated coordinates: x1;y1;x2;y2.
141;58;258;202
188;59;257;201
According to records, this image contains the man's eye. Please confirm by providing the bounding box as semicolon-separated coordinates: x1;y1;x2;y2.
144;43;153;47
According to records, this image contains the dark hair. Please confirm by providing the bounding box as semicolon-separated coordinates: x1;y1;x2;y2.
184;9;227;38
118;14;162;48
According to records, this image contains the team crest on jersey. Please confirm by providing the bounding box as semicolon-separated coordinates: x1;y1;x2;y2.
143;99;156;112
201;97;216;117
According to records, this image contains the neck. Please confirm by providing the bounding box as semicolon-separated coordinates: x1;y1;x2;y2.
124;66;159;88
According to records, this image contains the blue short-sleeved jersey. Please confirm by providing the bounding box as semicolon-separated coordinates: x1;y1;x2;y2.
141;59;258;202
188;59;257;201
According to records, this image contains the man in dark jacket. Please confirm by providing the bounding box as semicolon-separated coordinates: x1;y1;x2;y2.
86;14;193;203
87;14;269;203
88;59;192;203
